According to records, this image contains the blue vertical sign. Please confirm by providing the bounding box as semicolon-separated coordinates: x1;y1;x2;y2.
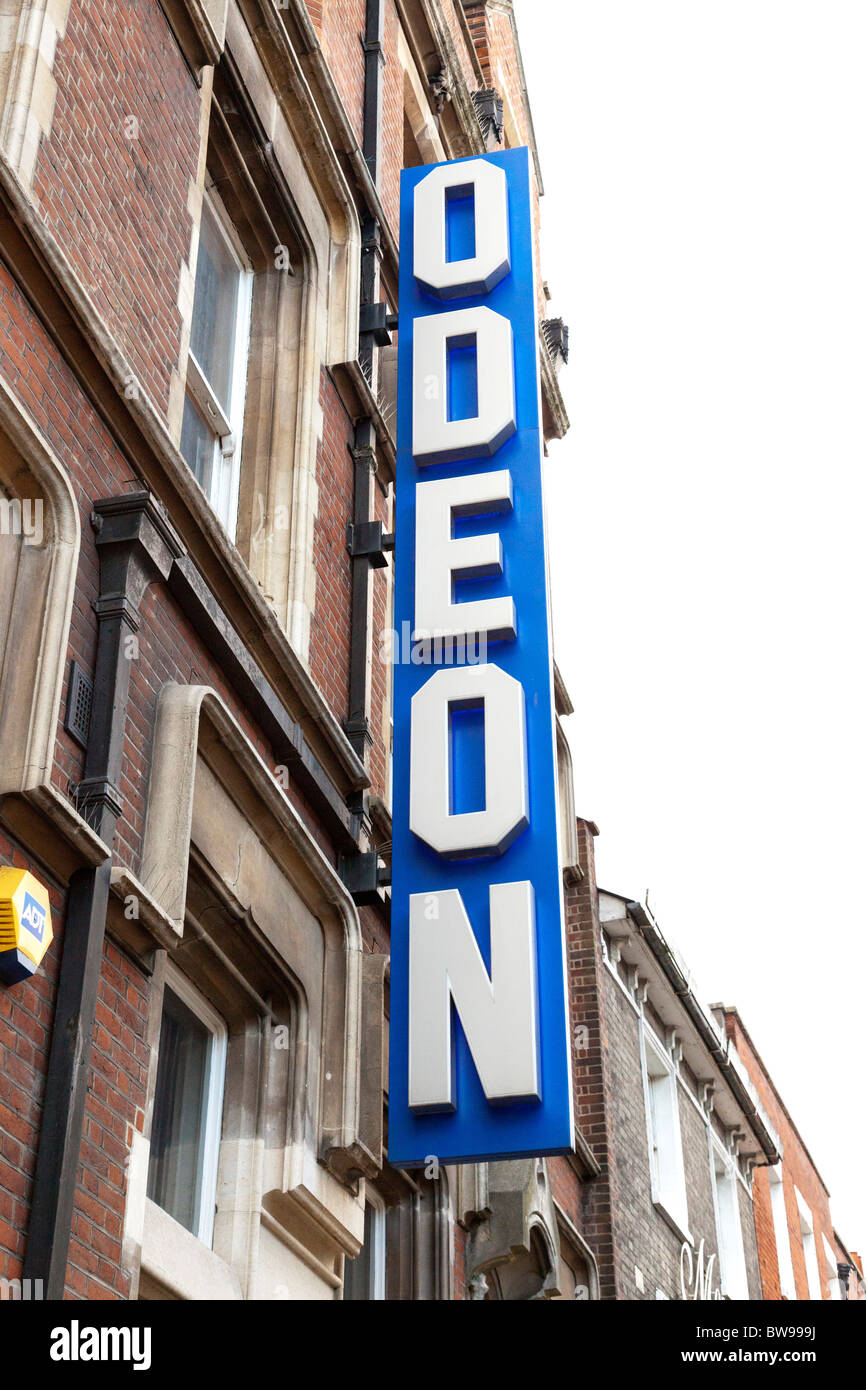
389;148;573;1166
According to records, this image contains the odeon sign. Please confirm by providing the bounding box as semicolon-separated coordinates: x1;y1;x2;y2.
389;149;573;1165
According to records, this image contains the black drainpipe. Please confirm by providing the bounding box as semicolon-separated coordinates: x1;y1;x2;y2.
346;418;377;763
346;0;389;764
23;492;181;1297
340;0;395;898
358;0;387;386
362;0;385;186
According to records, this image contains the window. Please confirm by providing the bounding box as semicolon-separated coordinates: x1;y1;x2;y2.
641;1023;691;1241
146;972;226;1246
794;1187;823;1300
822;1233;843;1300
342;1175;451;1300
553;1214;597;1300
711;1144;749;1299
343;1195;386;1301
767;1164;796;1299
180;189;252;536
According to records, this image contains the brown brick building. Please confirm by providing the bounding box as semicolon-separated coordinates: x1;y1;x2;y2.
0;0;572;1302
715;1007;864;1302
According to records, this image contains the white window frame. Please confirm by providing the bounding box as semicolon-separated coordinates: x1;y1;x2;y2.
368;1194;387;1301
344;1189;386;1301
821;1232;843;1301
150;964;227;1249
710;1136;750;1300
767;1164;796;1299
184;187;253;539
794;1186;823;1300
640;1021;692;1244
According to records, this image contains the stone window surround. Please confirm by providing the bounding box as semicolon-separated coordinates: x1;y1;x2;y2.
639;1015;694;1248
176;11;362;661
137;683;374;1172
347;1168;454;1301
129;868;302;1301
113;682;385;1297
553;1202;601;1301
1;0;363;675
0;373;79;798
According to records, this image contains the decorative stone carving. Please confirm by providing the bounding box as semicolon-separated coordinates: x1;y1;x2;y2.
430;67;455;114
465;1159;562;1300
542;316;569;366
472;88;504;146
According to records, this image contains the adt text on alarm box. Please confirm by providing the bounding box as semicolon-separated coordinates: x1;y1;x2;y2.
389;147;573;1166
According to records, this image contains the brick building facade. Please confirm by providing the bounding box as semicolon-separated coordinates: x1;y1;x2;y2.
457;807;771;1303
715;1007;864;1302
0;0;571;1303
0;0;858;1304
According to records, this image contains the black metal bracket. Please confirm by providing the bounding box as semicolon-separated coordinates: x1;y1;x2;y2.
347;519;394;569
338;850;391;906
359;300;393;347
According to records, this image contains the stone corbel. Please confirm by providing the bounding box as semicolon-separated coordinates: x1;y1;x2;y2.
452;1162;490;1229
726;1127;746;1158
465;1159;562;1300
158;0;227;75
430;66;455;113
698;1080;716;1115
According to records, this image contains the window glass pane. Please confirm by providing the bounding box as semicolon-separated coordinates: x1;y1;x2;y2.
146;988;212;1236
344;1205;379;1300
190;198;240;408
180;394;216;494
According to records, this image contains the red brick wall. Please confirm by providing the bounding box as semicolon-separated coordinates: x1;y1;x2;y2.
309;370;354;723
463;2;545;319
0;262;314;871
0;250;347;1297
1;0;554;1306
67;940;150;1300
441;0;478;89
367;475;391;801
751;1163;782;1299
380;0;403;234
462;2;491;83
558;820;620;1298
724;1012;836;1301
32;0;200;422
321;0;367;151
0;831;64;1290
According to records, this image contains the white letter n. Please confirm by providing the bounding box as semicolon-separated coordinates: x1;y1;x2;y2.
408;881;540;1112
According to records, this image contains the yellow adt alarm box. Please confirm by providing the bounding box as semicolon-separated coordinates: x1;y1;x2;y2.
0;867;53;985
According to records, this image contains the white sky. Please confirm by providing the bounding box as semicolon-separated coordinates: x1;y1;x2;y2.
519;1;866;1248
